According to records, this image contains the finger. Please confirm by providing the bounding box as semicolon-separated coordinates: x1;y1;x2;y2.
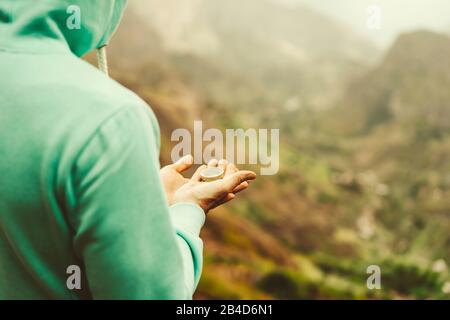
224;162;238;177
218;159;228;172
173;155;194;173
191;164;207;181
207;159;218;168
232;181;248;194
213;170;256;193
216;193;235;206
209;193;235;211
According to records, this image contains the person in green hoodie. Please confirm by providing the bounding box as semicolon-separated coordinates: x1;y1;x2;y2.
0;0;256;299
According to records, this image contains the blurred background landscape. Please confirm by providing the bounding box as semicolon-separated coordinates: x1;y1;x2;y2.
90;0;450;299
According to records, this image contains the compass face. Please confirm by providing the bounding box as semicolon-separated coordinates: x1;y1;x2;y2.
200;167;224;182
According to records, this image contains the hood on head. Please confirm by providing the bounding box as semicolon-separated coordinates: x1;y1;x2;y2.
0;0;128;56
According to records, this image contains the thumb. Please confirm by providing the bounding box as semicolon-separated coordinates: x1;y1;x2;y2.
172;155;194;173
214;170;256;193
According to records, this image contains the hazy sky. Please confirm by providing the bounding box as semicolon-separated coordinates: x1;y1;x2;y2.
277;0;450;47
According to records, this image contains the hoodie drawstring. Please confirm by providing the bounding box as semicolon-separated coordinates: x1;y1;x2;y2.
96;45;109;76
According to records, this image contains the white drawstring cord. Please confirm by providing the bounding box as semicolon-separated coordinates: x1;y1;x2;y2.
96;45;109;76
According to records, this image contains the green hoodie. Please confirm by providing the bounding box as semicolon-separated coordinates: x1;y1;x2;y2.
0;0;205;299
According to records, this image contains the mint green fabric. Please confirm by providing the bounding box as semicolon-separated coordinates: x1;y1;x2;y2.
0;0;205;299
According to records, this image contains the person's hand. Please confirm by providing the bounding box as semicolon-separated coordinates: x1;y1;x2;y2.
173;159;256;213
160;155;193;205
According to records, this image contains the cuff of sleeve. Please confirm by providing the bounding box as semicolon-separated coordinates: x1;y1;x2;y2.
169;203;206;236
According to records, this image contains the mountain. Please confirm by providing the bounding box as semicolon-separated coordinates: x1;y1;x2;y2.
94;3;450;298
330;30;450;135
131;0;375;60
120;0;378;125
320;31;450;270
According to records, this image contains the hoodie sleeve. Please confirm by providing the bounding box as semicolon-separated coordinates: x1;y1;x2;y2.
66;104;205;299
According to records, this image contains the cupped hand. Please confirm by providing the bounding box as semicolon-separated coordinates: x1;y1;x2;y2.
172;158;256;213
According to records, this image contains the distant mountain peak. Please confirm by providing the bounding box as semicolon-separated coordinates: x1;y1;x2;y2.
333;29;450;135
384;30;450;66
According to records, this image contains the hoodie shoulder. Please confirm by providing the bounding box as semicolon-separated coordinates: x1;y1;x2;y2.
0;49;160;169
56;53;161;151
62;54;149;115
